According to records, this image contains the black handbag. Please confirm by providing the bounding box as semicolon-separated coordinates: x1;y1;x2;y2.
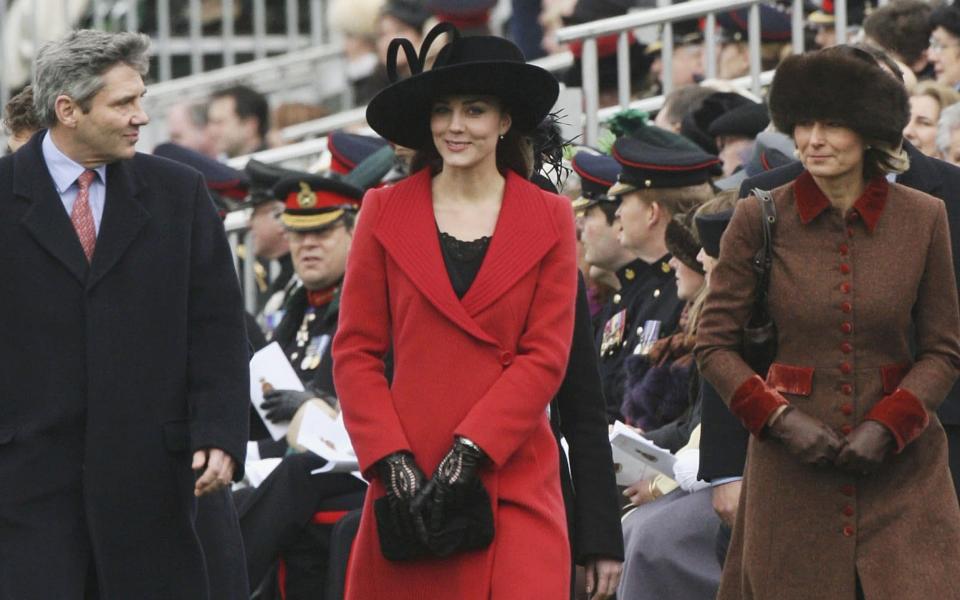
742;188;777;376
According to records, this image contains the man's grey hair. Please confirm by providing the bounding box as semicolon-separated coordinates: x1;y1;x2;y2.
33;30;151;127
937;102;960;157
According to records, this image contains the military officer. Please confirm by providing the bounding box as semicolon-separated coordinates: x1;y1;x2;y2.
253;175;364;433
604;126;720;420
572;150;651;422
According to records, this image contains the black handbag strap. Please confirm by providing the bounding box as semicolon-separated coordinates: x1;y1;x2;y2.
751;188;777;312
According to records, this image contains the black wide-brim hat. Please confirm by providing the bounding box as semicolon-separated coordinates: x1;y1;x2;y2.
366;22;560;151
768;46;909;147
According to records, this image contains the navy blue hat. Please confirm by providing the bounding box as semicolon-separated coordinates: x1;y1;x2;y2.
695;209;734;259
609;130;720;195
245;159;312;206
682;92;755;154
275;175;364;232
571;151;622;211
717;4;793;43
153;143;249;201
708;101;770;139
328;131;390;175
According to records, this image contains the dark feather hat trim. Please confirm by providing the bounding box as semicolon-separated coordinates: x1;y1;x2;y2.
768;47;909;147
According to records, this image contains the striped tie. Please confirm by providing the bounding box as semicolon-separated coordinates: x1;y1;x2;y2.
71;170;97;262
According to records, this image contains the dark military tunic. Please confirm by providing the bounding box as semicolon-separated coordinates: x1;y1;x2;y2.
595;256;685;422
271;283;341;398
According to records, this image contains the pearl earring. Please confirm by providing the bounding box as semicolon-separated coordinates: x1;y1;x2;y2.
499;134;505;140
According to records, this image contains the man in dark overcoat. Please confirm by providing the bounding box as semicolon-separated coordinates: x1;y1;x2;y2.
0;30;249;598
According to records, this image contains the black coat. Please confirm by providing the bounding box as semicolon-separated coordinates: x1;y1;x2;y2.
0;133;249;598
552;275;625;565
701;141;960;482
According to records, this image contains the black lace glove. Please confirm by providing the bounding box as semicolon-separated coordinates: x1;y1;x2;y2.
260;389;315;423
411;437;488;549
375;451;427;544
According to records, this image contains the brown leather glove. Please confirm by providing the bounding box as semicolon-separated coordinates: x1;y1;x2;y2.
767;406;847;466
834;421;894;475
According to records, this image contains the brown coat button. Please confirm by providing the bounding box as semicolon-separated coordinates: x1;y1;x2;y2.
841;384;853;395
840;282;852;294
842;525;855;537
840;362;852;374
841;403;853;416
841;301;853;313
840;263;851;274
841;322;853;334
841;342;853;354
499;351;514;366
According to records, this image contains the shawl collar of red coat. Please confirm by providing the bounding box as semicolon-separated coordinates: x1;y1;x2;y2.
792;170;889;233
373;168;561;346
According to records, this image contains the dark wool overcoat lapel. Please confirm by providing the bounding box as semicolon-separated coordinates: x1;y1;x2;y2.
13;135;151;290
373;169;559;346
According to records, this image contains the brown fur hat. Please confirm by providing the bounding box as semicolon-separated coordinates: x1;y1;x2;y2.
768;46;909;147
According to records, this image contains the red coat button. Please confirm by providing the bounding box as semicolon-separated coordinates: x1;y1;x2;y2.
840;484;856;496
840;263;851;275
841;301;852;313
840;282;852;294
847;227;854;238
499;351;514;366
841;384;853;395
840;362;852;374
841;342;853;354
840;424;853;435
841;403;854;416
841;322;853;334
839;243;849;255
842;505;855;517
842;525;855;537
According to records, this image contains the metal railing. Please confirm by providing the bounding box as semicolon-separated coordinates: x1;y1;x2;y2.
138;42;349;150
0;0;333;108
555;0;820;145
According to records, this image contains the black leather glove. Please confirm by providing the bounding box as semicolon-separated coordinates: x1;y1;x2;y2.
835;421;895;475
375;451;427;544
411;437;488;548
260;388;314;423
767;406;847;466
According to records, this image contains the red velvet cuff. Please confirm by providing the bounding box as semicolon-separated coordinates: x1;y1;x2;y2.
865;388;929;452
729;375;790;436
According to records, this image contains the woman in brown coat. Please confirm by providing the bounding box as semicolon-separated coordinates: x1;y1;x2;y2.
696;46;960;600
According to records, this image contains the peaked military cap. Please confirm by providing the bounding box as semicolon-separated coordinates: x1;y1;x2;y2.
327;131;391;175
275;175;363;232
245;160;312;206
708;101;770;139
682;92;755;154
571;150;622;211
609;126;720;195
153;143;249;201
717;3;793;43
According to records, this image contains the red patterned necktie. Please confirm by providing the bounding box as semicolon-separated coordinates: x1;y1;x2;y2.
71;169;97;262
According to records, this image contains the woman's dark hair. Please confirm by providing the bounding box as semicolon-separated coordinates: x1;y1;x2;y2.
410;98;531;176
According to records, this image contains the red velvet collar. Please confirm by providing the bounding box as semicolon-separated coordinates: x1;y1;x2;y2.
792;170;889;233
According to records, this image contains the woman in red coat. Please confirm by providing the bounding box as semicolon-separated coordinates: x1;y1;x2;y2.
332;24;577;599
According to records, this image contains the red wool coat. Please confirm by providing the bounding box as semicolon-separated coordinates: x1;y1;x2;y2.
333;169;578;599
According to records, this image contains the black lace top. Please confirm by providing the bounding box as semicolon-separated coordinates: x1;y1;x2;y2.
438;230;491;299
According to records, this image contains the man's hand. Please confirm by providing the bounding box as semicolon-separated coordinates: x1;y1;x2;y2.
835;421;895;475
260;388;315;423
192;448;236;497
711;480;742;528
623;479;657;507
584;556;623;599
